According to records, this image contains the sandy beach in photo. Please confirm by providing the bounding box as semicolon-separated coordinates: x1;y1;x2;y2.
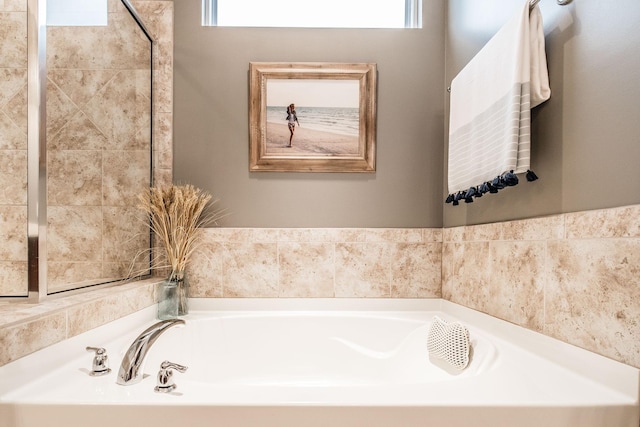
266;122;359;156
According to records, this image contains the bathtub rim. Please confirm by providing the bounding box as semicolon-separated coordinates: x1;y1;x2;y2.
0;298;638;406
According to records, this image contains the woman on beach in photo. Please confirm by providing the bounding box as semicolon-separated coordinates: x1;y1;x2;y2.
286;103;300;147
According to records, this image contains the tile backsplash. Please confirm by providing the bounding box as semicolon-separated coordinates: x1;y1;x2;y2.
443;204;640;369
187;228;443;299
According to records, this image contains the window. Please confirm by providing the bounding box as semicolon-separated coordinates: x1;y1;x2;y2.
47;0;108;26
202;0;421;29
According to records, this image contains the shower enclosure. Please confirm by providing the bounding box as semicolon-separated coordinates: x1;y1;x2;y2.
0;0;153;300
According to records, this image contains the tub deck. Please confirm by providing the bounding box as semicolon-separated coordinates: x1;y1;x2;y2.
0;299;638;427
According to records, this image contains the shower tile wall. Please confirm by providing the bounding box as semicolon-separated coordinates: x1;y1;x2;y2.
0;0;27;296
442;204;640;368
0;0;173;297
45;1;153;291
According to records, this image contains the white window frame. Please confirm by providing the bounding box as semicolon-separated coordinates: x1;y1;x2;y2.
202;0;421;29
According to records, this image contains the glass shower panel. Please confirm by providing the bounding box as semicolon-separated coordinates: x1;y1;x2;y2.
45;0;152;293
0;0;29;297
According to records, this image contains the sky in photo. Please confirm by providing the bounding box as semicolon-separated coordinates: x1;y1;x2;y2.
267;79;360;108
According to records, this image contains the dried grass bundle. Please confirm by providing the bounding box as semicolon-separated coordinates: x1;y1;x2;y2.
137;184;222;278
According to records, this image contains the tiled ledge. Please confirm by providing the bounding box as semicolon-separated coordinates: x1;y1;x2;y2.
0;279;159;367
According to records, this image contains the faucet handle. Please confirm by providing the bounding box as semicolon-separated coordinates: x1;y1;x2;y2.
86;346;112;376
154;360;188;393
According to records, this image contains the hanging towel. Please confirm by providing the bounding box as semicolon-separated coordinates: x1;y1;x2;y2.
447;0;550;196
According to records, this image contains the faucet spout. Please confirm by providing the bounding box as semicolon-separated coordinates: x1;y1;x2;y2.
117;318;185;386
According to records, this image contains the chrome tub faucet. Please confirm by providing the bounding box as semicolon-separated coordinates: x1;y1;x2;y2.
117;319;185;386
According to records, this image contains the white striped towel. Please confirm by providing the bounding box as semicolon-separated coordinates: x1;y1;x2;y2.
447;0;551;195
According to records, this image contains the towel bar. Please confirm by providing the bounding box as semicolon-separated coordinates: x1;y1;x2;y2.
530;0;573;10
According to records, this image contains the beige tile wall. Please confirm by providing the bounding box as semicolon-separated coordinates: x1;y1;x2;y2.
45;1;153;291
0;279;158;366
188;228;443;299
0;0;173;364
443;204;640;368
0;0;174;296
0;0;28;296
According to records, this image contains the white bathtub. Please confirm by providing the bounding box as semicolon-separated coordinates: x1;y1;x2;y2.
0;299;638;427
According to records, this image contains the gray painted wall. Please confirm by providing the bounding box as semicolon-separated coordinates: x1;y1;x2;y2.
444;0;640;227
175;0;639;229
174;2;445;228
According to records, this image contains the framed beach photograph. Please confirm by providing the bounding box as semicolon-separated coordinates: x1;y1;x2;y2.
249;62;377;172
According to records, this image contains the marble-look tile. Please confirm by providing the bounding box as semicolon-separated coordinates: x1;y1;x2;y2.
252;228;280;243
1;0;27;12
152;40;173;79
422;228;443;243
442;226;464;243
135;114;152;151
132;1;174;44
223;243;278;297
463;222;503;242
153;167;172;188
104;261;149;281
485;241;546;331
47;26;136;71
0;149;27;204
47;150;102;206
278;242;334;297
3;80;27;133
153;112;173;154
500;215;564;241
0;110;26;150
84;71;139;149
279;228;366;243
102;150;150;207
0;12;27;69
66;282;155;337
47;206;103;262
102;206;150;264
0;312;67;366
391;243;441;298
365;228;424;243
112;6;152;70
47;111;108;151
441;241;491;312
107;0;120;12
135;69;151;149
335;243;391;297
0;205;27;261
445;223;504;242
565;205;640;239
46;79;79;137
201;227;256;243
545;239;640;368
155;144;172;170
48;69;119;108
152;66;173;114
188;240;224;297
0;261;27;296
47;262;107;293
0;68;27;107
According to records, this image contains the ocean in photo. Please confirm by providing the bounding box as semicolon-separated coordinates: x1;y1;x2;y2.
267;106;359;137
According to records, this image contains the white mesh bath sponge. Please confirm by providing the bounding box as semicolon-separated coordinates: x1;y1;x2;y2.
427;316;470;370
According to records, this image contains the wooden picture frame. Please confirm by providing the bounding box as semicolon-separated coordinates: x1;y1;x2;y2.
249;62;377;172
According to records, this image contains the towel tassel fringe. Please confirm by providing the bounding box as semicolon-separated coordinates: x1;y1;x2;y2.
445;170;540;206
